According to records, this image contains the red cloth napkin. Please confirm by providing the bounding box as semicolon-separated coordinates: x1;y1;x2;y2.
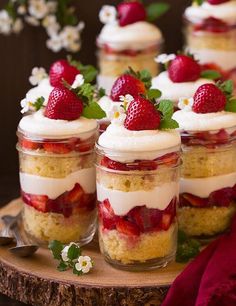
162;215;236;306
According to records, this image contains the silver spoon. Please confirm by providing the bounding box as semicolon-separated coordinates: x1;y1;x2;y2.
9;223;39;257
0;214;19;245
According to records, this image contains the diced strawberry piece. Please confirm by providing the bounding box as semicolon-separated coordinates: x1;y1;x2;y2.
209;188;233;207
181;193;208;207
21;139;41;150
136;160;158;171
79;193;96;211
66;183;84;203
116;219;140;236
98;199;116;230
100;156;128;171
43;143;71;154
161;214;172;231
30;195;49;212
156;152;179;167
194;17;229;33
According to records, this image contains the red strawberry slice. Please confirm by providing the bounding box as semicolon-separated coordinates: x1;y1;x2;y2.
66;183;84;204
209;188;233;207
21;139;41;150
168;54;201;83
161;214;172;231
30;195;49;212
181;193;208;207
100;156;128;171
124;96;161;131
117;1;146;27
194;17;229;33
110;74;146;101
99;199;116;230
49;59;80;87
43;143;71;154
116;219;140;236
193;83;227;113
45;87;83;120
207;0;229;5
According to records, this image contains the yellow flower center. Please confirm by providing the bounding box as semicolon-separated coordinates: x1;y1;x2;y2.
82;261;87;267
114;111;120;119
183;99;189;106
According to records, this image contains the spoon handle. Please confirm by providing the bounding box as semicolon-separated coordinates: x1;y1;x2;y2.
11;224;26;247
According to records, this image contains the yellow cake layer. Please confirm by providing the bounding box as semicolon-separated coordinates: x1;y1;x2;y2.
178;204;236;236
99;224;177;265
23;205;96;244
181;145;236;178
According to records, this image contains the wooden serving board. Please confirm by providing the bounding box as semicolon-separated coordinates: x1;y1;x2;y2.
0;199;186;306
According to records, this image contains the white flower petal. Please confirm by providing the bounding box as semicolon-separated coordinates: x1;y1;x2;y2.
71;74;84;89
155;53;176;64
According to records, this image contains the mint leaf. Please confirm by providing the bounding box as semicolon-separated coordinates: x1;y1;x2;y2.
34;96;45;111
201;70;221;80
160;118;179;130
49;240;64;260
67;57;97;83
57;261;68;272
194;0;203;5
82;102;106;119
176;230;201;263
147;89;162;100
77;83;95;105
146;3;170;22
98;87;106;98
225;99;236;112
157;100;174;119
67;244;81;260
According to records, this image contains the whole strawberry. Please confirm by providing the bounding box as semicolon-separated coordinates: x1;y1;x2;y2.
168;55;201;83
193;83;226;114
45;87;83;120
110;74;146;101
124;96;161;130
49;60;80;87
207;0;229;4
118;1;146;27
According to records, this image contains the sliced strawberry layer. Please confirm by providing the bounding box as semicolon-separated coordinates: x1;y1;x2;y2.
20;136;95;154
21;183;96;218
180;184;236;208
100;152;179;172
101;43;158;57
98;198;177;237
193;17;230;33
181;128;235;147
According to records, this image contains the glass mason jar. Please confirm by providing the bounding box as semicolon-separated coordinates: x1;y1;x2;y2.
184;17;236;88
17;126;98;245
96;43;161;93
95;144;181;271
179;127;236;238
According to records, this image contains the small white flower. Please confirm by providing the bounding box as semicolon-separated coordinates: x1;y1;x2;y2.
29;67;48;86
12;18;24;34
42;15;60;36
99;5;117;24
107;104;126;125
67;40;81;53
25;15;40;26
75;256;93;274
17;5;27;15
155;53;176;64
46;34;62;52
0;10;13;35
178;97;194;111
119;94;134;104
28;0;49;19
20;98;35;114
60;25;80;47
71;74;84;89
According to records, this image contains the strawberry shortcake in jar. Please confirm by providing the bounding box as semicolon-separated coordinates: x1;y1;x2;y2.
17;60;105;245
96;92;181;270
184;0;236;88
173;81;236;238
97;0;167;93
